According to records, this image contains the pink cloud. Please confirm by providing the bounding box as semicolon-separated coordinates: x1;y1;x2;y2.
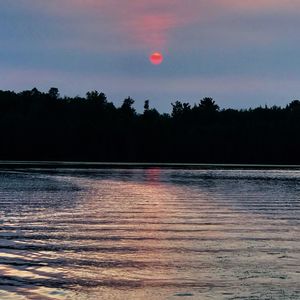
23;1;213;51
16;1;300;52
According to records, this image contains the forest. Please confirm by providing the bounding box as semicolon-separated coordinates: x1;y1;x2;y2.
0;88;300;164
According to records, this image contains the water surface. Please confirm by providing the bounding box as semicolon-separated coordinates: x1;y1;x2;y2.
0;168;299;299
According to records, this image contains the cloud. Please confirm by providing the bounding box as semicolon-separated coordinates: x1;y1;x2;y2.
7;0;300;53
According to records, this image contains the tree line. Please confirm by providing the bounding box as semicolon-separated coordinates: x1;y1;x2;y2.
0;88;300;164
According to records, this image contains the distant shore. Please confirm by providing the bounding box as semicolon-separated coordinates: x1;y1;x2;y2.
0;160;300;169
1;90;300;165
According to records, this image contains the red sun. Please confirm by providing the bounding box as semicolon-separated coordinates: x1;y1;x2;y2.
150;52;163;65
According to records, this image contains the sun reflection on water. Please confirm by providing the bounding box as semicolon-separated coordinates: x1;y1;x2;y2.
0;168;299;299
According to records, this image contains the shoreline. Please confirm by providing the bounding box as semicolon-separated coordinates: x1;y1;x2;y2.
0;160;300;169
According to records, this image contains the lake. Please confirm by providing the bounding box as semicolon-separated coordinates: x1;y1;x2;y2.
0;167;299;299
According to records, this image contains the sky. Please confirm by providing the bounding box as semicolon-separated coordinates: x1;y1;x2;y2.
1;1;300;112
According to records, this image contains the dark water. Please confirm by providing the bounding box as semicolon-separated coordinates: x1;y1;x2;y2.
0;168;299;299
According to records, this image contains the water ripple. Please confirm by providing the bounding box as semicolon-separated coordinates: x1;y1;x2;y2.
0;168;299;299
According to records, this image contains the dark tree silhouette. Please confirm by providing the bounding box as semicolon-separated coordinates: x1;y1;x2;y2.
86;91;107;105
287;100;300;112
198;97;219;112
48;87;60;100
0;88;299;164
120;97;136;117
171;101;191;118
144;100;150;112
